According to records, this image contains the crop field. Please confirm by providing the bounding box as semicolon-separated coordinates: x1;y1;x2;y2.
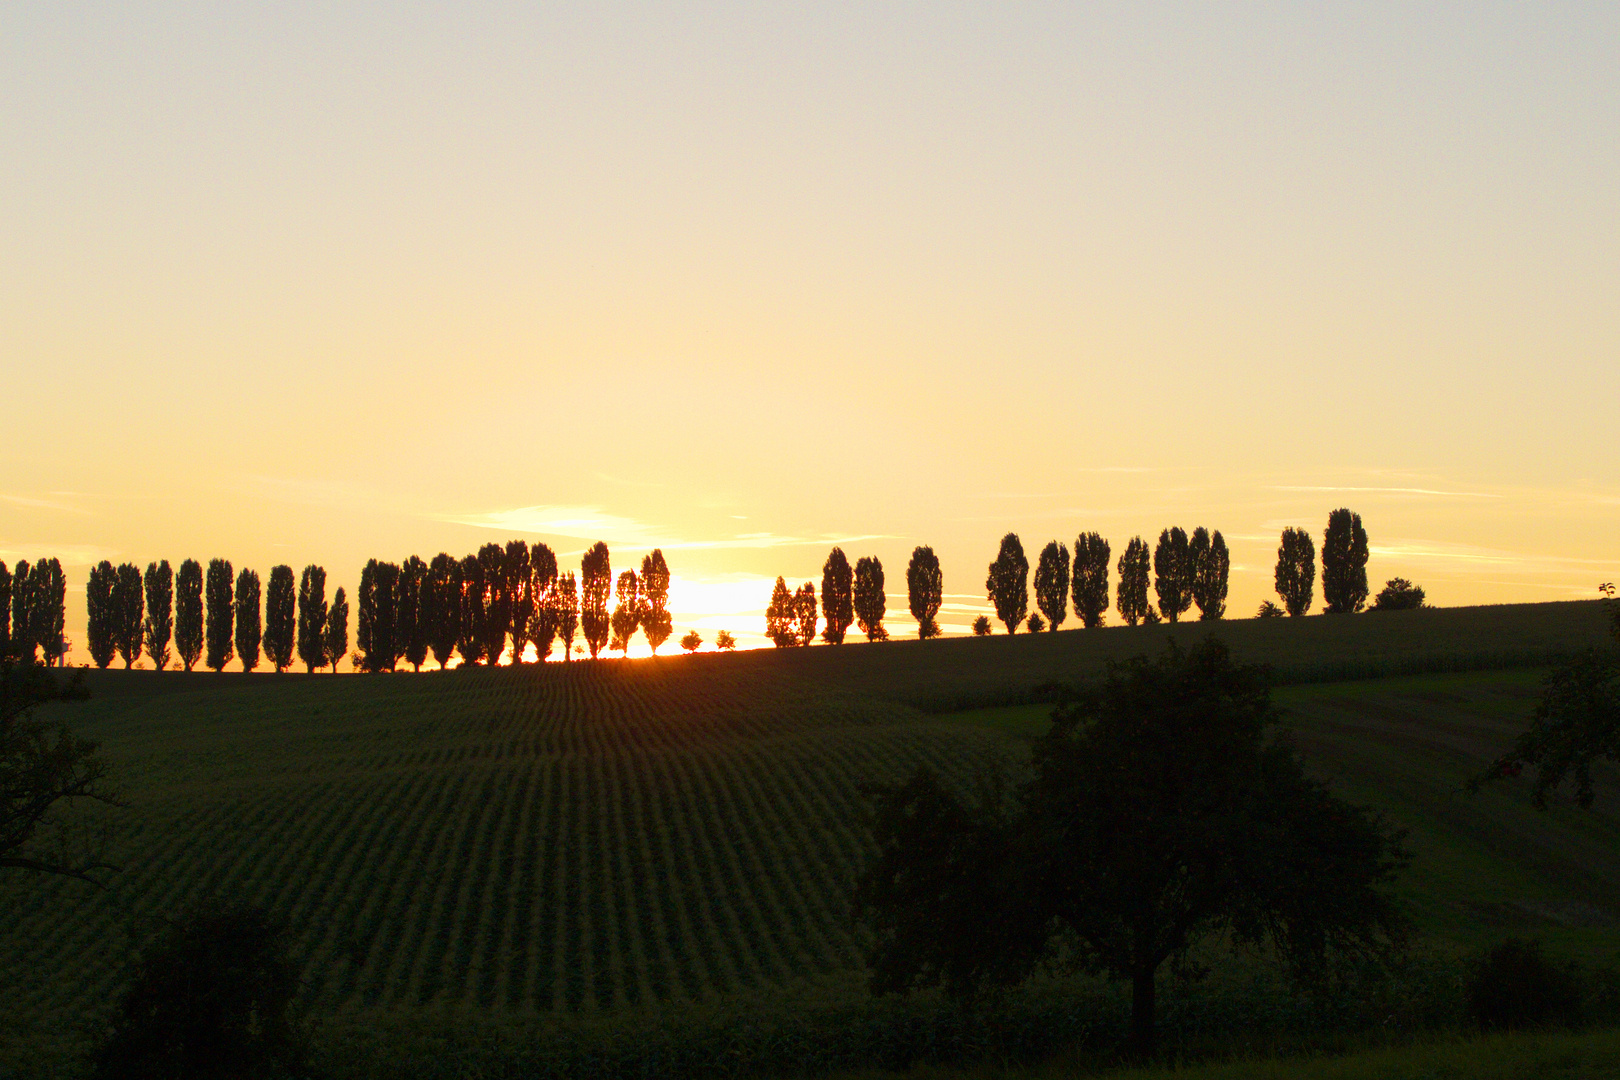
1;600;1617;1074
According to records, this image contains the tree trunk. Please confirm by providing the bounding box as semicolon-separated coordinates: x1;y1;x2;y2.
1130;967;1156;1059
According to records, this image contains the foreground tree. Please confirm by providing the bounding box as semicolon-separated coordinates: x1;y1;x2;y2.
456;554;487;666
86;562;118;669
143;562;173;672
821;548;855;645
174;560;204;672
1033;542;1069;632
1153;528;1193;623
1071;533;1110;629
398;555;428;672
527;544;560;663
1190;528;1229;621
1322;508;1370;614
234;568;261;673
794;582;818;647
853;638;1410;1056
8;559;29;662
204;559;235;672
986;534;1029;635
33;560;67;666
263;565;296;673
765;577;796;648
296;565;328;673
641;550;674;655
854;557;888;642
356;560;400;672
611;569;643;657
479;543;512;664
1370;578;1425;611
423;553;461;670
1;661;120;884
906;546;943;640
325;588;349;673
581;542;612;659
1116;537;1151;626
1274;527;1316;617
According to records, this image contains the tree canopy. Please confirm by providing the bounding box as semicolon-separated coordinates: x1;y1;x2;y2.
765;577;796;648
1116;536;1151;626
1033;541;1069;632
1190;527;1229;621
906;546;943;640
1153;528;1193;623
1275;527;1316;617
204;558;234;673
642;549;674;655
262;565;295;673
1322;508;1370;614
854;557;888;642
1370;578;1425;611
821;548;855;645
581;543;612;660
1072;532;1110;629
986;533;1029;635
234;568;261;673
296;565;328;673
174;560;204;672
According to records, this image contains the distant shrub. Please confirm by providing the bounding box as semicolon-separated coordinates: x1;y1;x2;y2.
680;630;703;654
1143;608;1161;625
971;616;991;636
1371;578;1427;611
1256;600;1285;619
715;630;736;651
1026;612;1045;633
1465;937;1581;1030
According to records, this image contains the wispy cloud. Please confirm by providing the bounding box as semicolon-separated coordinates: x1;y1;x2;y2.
0;492;92;515
441;504;892;552
0;543;121;566
1271;485;1503;499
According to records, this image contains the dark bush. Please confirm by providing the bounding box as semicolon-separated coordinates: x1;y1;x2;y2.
1464;937;1581;1030
94;901;307;1079
1370;578;1426;611
1256;601;1285;619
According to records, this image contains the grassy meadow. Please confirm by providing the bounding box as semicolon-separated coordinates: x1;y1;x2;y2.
2;600;1618;1076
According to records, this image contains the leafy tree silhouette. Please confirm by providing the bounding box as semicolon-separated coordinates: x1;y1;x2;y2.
766;577;796;648
456;554;487;666
423;553;460;670
1190;528;1229;621
478;543;510;665
86;562;117;669
821;548;855;644
1116;538;1151;626
262;566;294;673
296;565;327;673
972;615;991;636
1257;600;1285;618
1153;528;1193;623
1322;509;1370;614
641;550;673;654
794;581;818;646
357;560;401;672
325;587;349;672
907;546;943;640
1370;578;1425;611
0;561;10;660
680;630;702;653
554;572;580;661
1034;541;1069;632
1274;527;1315;617
1026;612;1045;633
398;555;428;671
528;544;560;662
204;560;234;672
174;560;204;672
117;563;146;668
504;540;532;665
611;569;643;657
854;557;888;642
1072;533;1110;629
234;568;260;673
33;559;66;667
715;629;736;651
986;534;1028;635
7;559;28;663
580;542;612;659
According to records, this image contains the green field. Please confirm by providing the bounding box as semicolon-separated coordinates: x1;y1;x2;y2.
2;601;1617;1075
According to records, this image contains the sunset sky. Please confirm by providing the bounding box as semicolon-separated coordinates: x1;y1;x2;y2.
3;3;1617;660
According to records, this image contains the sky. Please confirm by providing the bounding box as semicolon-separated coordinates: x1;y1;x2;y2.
2;2;1617;663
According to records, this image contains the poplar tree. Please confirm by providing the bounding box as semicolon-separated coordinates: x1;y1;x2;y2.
641;549;673;654
1072;532;1111;628
357;559;400;672
794;581;818;646
580;542;612;659
1033;541;1069;632
325;587;349;672
611;569;642;656
423;553;461;669
144;561;174;671
33;559;65;666
0;561;10;660
263;565;295;672
235;568;261;672
205;558;235;672
821;547;855;645
554;572;580;661
1274;528;1316;617
175;559;204;672
114;563;143;668
9;560;29;662
854;556;888;642
1190;528;1229;621
1153;528;1193;623
478;542;510;664
457;554;487;666
1116;537;1151;626
528;544;559;663
86;562;118;669
504;541;533;665
986;533;1029;635
766;577;795;648
398;555;427;672
1322;508;1370;614
297;565;328;673
906;546;942;640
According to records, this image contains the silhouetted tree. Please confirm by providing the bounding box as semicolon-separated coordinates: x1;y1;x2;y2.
1071;533;1110;629
8;559;29;663
854;557;888;642
479;542;511;664
821;547;855;645
296;565;327;673
86;562;117;669
1257;600;1285;618
1153;528;1193;623
853;639;1410;1057
325;587;349;673
263;565;295;673
503;542;533;665
641;549;673;655
1117;538;1150;627
715;629;736;651
1027;612;1045;633
144;561;173;672
1322;509;1370;614
581;542;612;659
986;534;1028;635
1370;578;1425;611
423;553;460;670
972;615;991;636
398;555;427;672
456;554;487;666
794;582;818;646
611;569;642;657
680;630;702;653
234;569;260;673
554;572;580;661
1274;527;1315;617
112;563;145;667
204;559;234;672
766;577;795;648
907;546;943;640
528;544;560;663
174;560;204;672
33;560;65;666
1033;542;1069;632
0;561;10;661
357;560;401;672
1190;528;1229;621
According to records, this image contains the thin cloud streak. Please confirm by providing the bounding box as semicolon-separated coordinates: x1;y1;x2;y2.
443;504;893;552
1272;485;1504;499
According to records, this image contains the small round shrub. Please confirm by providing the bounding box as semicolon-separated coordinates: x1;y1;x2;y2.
1465;937;1582;1030
1256;600;1285;619
971;616;991;637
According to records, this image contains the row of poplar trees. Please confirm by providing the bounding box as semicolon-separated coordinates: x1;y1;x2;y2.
0;558;68;665
765;546;943;647
85;559;346;672
349;539;672;671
